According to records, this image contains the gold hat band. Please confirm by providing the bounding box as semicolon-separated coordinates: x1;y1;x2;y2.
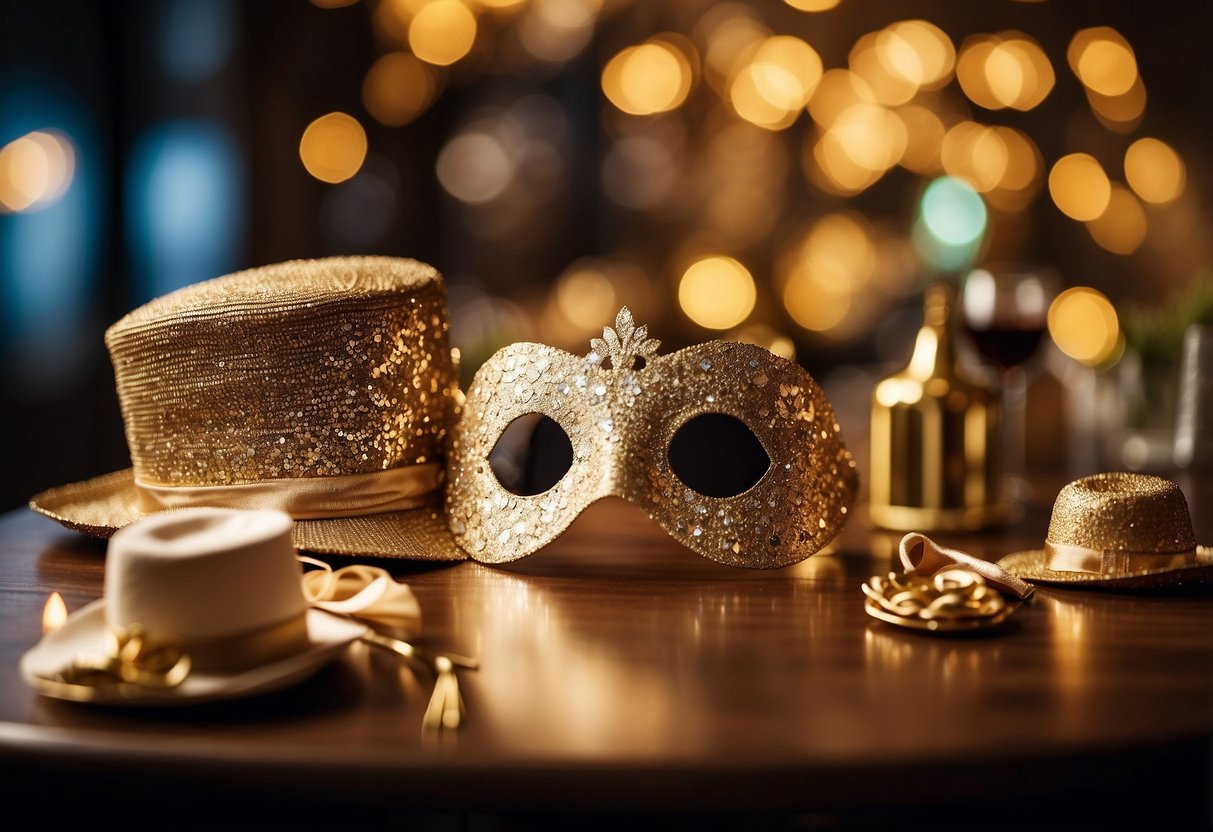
32;613;310;702
134;462;442;520
1046;541;1199;575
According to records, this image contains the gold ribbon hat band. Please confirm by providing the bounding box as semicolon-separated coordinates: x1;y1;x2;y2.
1045;541;1200;576
135;463;443;520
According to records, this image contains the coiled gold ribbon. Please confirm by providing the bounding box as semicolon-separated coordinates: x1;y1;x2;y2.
44;624;192;699
862;568;1014;632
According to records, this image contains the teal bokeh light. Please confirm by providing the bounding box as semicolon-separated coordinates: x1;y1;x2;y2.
914;176;987;271
920;176;987;245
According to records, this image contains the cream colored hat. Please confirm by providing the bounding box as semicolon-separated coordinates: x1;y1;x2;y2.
29;256;466;560
998;472;1213;590
21;508;367;705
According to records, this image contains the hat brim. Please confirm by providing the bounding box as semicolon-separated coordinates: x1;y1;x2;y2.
20;601;367;707
29;469;467;561
997;546;1213;591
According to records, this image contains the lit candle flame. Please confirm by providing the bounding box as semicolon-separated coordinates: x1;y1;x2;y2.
42;592;67;634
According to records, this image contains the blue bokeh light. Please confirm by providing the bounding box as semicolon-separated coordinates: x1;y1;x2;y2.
126;120;244;299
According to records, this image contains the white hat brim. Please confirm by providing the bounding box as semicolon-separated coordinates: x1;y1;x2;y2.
20;601;366;706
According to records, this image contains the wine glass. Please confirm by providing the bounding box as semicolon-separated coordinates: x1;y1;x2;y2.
959;264;1058;508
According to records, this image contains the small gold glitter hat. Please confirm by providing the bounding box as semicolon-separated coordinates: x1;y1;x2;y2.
997;472;1213;590
29;256;466;561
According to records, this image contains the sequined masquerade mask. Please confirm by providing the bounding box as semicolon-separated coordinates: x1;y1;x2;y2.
446;309;858;568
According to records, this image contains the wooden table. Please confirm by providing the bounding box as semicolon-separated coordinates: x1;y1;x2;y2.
2;471;1211;829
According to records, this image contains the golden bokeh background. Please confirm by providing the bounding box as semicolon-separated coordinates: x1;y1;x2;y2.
1;0;1211;508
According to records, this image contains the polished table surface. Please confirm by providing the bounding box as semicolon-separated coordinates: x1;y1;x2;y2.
2;470;1212;828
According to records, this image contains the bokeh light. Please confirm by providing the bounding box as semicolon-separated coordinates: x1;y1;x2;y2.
678;255;756;330
849;32;917;106
914;176;987;271
363;52;440;127
1124;137;1185;205
895;104;945;174
128;120;244;298
437;131;515;203
1085;184;1146;255
409;0;478;67
0;130;76;213
1086;77;1147;132
957;32;1053;111
784;0;841;11
727;323;796;360
1068;27;1137;97
299;112;368;183
1048;153;1110;221
876;19;954;89
783;260;851;333
941;121;1007;193
747;36;823;114
518;0;601;63
1047;286;1120;366
555;261;618;331
920;176;986;246
603;38;694;116
779;212;877;335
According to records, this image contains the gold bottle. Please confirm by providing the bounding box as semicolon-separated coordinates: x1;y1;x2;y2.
869;283;1006;531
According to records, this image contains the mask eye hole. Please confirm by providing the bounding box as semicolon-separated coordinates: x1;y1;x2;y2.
668;413;771;498
488;413;574;497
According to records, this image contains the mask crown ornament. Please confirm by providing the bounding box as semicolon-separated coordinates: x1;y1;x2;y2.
589;307;661;370
446;307;858;568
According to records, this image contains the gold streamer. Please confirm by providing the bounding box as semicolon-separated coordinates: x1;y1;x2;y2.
301;556;477;731
359;629;478;732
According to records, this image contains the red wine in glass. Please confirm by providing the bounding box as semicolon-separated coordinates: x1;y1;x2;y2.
963;319;1046;371
959;265;1057;509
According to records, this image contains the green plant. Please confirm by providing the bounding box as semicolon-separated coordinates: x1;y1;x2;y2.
1120;273;1213;364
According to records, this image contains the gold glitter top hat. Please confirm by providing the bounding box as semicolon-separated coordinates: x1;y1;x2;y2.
998;472;1213;590
30;256;466;561
445;308;858;568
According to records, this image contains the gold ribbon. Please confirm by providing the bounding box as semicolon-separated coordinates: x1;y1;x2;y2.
1045;541;1199;575
862;533;1032;633
900;532;1035;599
863;568;1010;624
299;557;476;732
299;556;421;637
858;570;1018;635
35;614;312;702
134;463;443;519
37;624;192;702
